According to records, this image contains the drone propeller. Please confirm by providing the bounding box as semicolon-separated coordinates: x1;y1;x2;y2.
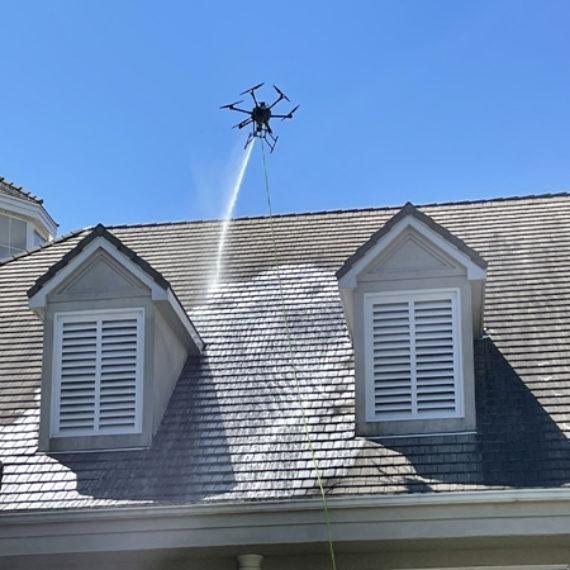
240;82;264;96
220;100;244;109
273;84;290;102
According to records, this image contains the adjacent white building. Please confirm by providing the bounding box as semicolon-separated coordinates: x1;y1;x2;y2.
0;176;57;260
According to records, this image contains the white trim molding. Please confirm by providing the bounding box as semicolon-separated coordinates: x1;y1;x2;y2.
2;489;570;557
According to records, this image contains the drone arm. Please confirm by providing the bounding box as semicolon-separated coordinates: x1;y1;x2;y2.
271;113;295;120
272;105;299;120
229;107;252;114
267;95;284;110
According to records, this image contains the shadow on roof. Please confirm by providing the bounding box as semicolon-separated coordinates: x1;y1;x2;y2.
52;355;236;503
379;337;570;489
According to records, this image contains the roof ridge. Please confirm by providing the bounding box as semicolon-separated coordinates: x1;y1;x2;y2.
104;191;570;230
416;191;570;210
0;176;43;204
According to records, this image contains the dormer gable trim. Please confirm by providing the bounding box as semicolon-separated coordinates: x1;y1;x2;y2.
337;203;487;288
28;224;204;353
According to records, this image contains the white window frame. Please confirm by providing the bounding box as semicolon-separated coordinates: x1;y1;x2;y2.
51;308;145;437
364;288;463;422
0;212;28;256
0;211;48;258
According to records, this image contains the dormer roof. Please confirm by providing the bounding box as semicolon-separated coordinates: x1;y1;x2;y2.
337;202;487;288
27;223;203;353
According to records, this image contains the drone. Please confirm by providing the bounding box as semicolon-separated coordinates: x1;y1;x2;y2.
220;83;299;152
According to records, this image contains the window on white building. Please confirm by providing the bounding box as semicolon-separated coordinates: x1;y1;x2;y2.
0;213;27;258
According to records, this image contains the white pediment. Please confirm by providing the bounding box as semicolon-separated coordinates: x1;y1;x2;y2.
365;230;460;279
338;215;486;290
53;250;148;299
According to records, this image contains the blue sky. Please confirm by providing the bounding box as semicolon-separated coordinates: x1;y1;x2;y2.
1;1;569;235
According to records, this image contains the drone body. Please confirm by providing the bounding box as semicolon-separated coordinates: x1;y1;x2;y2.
221;83;299;152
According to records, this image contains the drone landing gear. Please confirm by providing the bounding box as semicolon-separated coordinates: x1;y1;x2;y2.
244;130;279;153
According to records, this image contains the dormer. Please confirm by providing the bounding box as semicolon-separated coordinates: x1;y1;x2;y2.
28;225;203;452
337;203;486;437
0;177;57;259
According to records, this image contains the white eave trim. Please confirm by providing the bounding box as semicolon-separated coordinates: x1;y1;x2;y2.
166;288;204;352
2;489;570;556
0;192;58;238
338;216;486;290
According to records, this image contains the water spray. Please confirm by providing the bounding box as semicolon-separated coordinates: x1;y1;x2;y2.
210;140;255;292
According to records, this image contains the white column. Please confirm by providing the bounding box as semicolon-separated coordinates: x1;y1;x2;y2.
237;553;263;569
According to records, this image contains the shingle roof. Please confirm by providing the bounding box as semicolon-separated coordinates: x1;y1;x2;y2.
1;193;570;511
0;177;43;205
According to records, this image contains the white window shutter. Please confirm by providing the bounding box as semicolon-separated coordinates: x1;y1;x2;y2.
372;302;413;415
367;291;460;420
58;320;98;432
53;310;143;436
414;299;456;414
99;318;139;430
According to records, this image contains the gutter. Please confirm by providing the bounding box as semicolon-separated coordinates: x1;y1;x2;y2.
2;489;570;556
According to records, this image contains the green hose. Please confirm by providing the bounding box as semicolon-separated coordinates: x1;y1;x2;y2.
260;140;337;570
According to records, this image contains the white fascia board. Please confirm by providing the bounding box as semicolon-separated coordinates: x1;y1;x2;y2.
338;216;486;290
166;288;204;352
0;193;58;238
28;238;168;310
3;489;570;556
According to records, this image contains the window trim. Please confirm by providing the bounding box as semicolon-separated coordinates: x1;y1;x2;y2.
363;288;463;422
0;211;49;259
51;307;145;437
0;212;27;257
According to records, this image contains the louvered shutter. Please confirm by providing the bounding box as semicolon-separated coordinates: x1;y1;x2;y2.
414;298;457;414
371;302;413;416
58;320;98;432
54;310;143;436
99;318;139;430
367;292;460;420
